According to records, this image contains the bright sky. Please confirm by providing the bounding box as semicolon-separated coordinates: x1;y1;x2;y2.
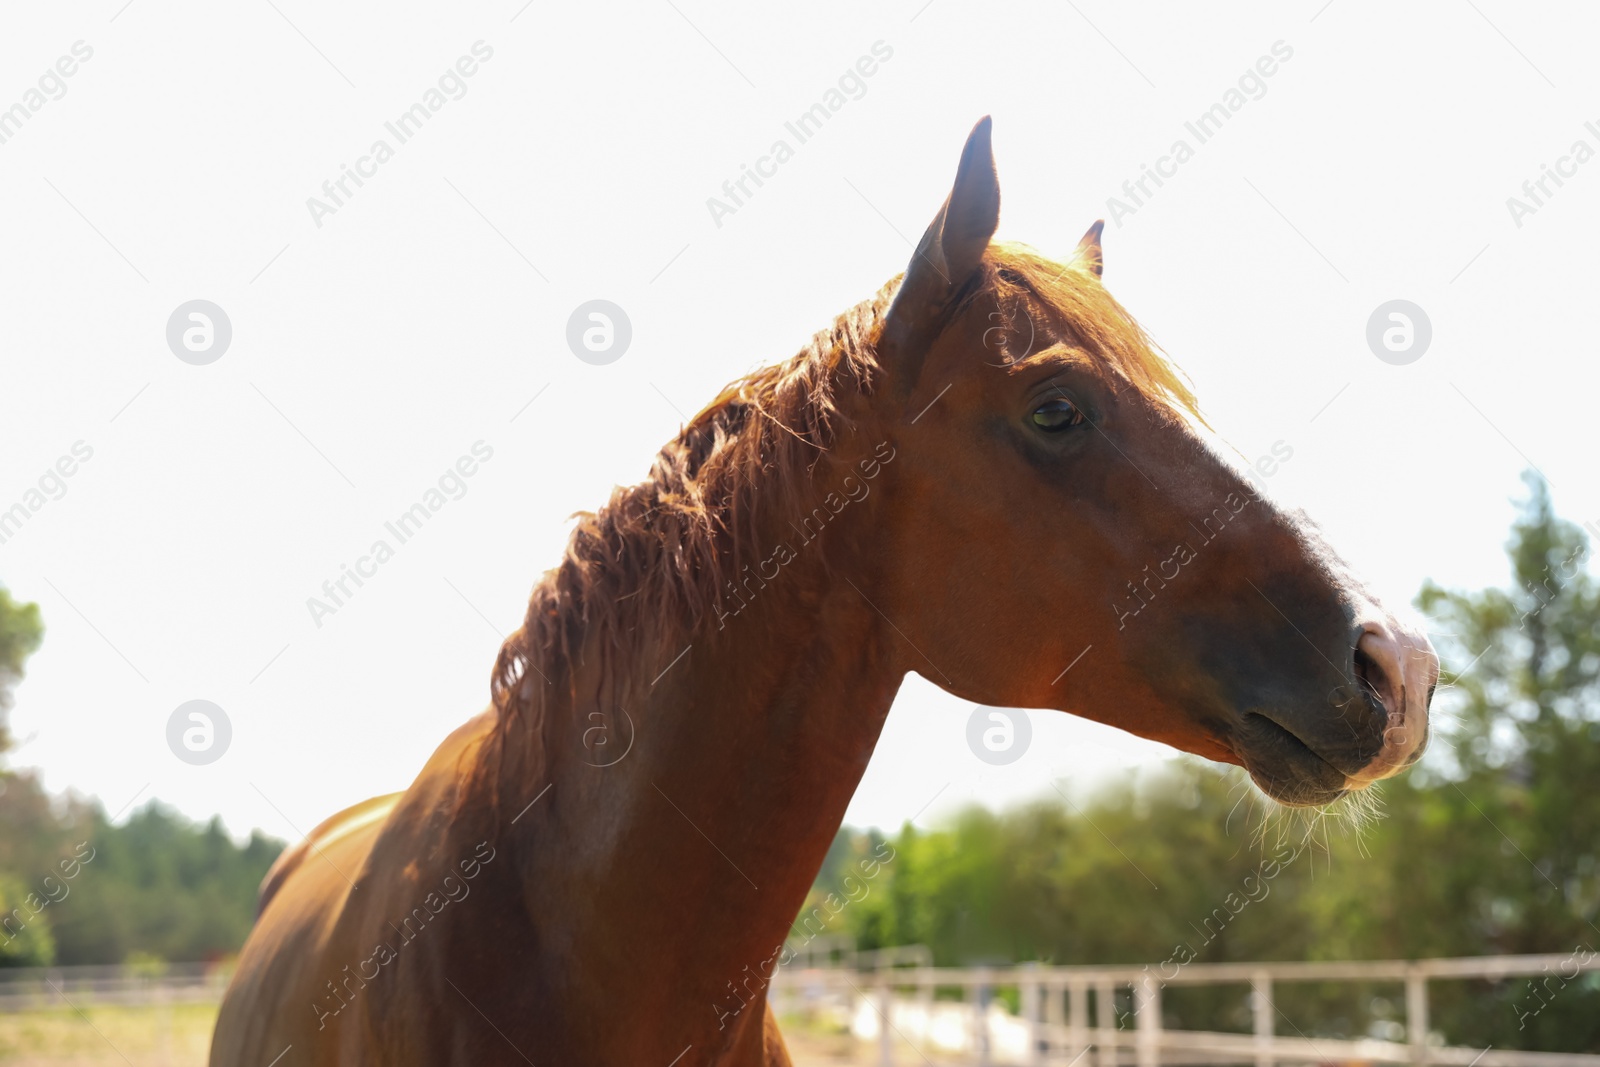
2;1;1597;842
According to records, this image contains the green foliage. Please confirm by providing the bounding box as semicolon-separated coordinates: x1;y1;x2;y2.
0;770;283;967
807;475;1600;1051
0;585;43;753
0;874;56;966
0;574;280;967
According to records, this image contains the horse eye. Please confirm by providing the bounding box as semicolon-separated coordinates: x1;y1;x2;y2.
1031;398;1083;433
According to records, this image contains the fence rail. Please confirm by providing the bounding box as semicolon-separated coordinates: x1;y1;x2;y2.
1;953;1594;1064
768;951;1600;1066
0;962;230;1013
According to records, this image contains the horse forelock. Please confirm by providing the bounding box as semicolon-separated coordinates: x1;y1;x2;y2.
983;242;1203;426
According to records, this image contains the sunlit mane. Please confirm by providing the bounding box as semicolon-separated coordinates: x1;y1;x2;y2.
484;242;1199;771
986;242;1200;420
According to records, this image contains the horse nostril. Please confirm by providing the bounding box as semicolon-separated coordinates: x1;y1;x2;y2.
1353;645;1379;705
1353;630;1404;723
1345;623;1436;784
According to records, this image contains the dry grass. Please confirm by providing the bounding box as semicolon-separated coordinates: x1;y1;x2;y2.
0;1002;216;1067
0;1004;943;1065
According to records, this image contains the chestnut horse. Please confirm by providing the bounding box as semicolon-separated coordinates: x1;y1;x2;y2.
210;118;1437;1066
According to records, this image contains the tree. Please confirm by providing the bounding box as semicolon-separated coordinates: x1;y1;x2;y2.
0;873;56;966
0;579;282;967
0;585;43;754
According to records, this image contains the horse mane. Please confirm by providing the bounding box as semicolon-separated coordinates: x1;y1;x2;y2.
480;242;1198;787
482;277;893;787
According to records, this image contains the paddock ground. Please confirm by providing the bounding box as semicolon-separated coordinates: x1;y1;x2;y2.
0;1004;890;1066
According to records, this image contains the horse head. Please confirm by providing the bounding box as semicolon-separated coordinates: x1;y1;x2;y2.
858;117;1436;807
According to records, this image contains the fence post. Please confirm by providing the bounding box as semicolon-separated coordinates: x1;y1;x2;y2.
1134;973;1161;1067
1023;963;1043;1066
876;971;893;1067
918;965;934;1054
1406;966;1429;1065
1094;979;1117;1067
974;968;993;1067
1251;970;1273;1067
1068;980;1090;1066
1043;977;1063;1063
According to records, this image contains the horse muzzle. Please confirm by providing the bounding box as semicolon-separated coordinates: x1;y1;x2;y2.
1231;613;1438;807
1341;618;1438;788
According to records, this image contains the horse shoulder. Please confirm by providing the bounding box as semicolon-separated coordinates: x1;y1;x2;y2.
256;792;401;917
255;708;499;917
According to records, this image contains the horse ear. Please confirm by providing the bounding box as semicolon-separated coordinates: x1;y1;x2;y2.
1072;219;1105;278
880;117;1001;378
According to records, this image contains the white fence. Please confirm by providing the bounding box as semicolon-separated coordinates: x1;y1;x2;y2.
2;953;1596;1065
0;962;229;1013
768;952;1600;1067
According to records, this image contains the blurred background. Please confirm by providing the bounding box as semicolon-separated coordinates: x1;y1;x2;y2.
3;0;1599;1063
4;477;1598;1061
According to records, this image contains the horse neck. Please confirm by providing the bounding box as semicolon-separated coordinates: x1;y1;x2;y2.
499;461;904;1030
